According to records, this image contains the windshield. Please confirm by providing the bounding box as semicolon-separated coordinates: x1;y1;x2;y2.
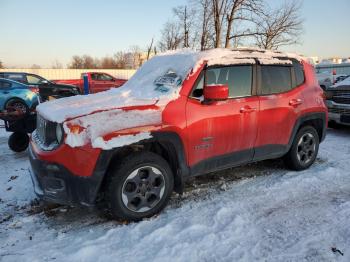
113;50;199;100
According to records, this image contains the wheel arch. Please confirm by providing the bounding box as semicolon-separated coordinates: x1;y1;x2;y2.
288;112;327;151
96;132;189;200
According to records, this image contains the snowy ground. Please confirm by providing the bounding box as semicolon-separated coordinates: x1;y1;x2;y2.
0;127;349;262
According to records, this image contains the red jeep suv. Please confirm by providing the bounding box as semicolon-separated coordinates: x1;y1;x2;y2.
29;48;327;221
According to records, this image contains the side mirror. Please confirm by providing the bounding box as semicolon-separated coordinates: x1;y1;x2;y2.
203;84;229;101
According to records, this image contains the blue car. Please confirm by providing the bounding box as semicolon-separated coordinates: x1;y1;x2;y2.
0;78;39;114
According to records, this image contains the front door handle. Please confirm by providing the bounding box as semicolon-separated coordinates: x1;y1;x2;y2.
240;106;257;113
289;98;303;107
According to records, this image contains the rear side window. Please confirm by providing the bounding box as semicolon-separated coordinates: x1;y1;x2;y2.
261;66;292;95
4;74;26;84
0;80;12;88
293;60;305;87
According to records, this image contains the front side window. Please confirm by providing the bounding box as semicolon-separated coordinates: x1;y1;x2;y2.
261;66;292;95
100;74;113;81
192;65;253;98
27;75;44;84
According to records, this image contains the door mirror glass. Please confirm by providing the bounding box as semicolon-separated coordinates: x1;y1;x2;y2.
203;84;229;101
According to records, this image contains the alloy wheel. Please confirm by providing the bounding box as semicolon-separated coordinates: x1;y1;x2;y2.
296;132;316;165
121;166;165;213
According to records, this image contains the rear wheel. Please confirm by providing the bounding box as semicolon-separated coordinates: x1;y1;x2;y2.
107;151;174;221
284;126;319;171
8;132;29;152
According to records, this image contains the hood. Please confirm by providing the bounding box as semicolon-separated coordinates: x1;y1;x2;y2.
37;50;199;123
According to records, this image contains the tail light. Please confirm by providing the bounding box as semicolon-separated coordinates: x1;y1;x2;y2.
30;87;39;93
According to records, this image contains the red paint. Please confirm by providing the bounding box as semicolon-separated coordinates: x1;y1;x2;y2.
32;59;327;177
30;140;101;177
203;84;229;101
53;72;127;94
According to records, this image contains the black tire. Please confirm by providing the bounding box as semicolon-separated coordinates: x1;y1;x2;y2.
8;132;29;152
107;151;174;221
284;126;319;171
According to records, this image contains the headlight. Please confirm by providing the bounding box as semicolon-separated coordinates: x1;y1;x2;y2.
56;124;64;144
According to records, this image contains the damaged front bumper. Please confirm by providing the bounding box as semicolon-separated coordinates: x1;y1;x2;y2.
28;143;105;206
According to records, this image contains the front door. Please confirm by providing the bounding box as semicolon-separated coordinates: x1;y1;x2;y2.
185;65;259;175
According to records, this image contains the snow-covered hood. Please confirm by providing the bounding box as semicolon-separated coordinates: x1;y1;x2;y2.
37;50;200;124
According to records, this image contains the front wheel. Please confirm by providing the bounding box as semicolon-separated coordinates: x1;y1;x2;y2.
284;126;319;171
107;152;174;221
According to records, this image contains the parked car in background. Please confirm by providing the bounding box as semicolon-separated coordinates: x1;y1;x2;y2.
0;72;80;100
29;48;327;221
325;77;350;127
316;72;348;90
0;78;38;114
53;72;127;93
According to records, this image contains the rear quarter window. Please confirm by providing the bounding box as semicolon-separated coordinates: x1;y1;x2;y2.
293;60;305;87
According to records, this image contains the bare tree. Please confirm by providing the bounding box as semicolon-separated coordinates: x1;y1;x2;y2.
114;51;128;69
158;21;183;51
0;60;3;69
224;0;262;48
197;0;213;50
100;56;116;69
254;0;303;50
31;64;41;69
82;55;98;69
52;59;63;69
146;38;154;60
68;56;84;69
211;0;228;48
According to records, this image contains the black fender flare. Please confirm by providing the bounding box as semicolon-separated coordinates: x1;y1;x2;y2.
287;112;327;152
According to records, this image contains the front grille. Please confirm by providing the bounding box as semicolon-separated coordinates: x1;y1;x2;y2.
35;115;58;150
332;95;350;105
328;107;350;115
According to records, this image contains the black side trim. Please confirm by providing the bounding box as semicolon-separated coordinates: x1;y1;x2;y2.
253;144;287;162
190;149;253;177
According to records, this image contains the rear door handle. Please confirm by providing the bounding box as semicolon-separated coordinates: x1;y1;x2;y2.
240;106;257;113
289;99;303;107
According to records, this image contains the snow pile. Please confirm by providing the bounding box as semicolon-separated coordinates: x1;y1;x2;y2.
1;128;350;261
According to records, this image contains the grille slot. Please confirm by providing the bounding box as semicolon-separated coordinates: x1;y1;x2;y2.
35;115;59;150
328;108;350;115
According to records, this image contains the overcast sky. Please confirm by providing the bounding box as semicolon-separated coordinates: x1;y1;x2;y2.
1;0;349;68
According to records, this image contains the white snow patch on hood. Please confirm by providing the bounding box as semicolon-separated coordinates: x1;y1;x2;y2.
93;132;152;150
63;109;161;148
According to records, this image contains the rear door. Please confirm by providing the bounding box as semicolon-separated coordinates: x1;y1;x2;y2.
254;61;305;159
185;65;259;174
